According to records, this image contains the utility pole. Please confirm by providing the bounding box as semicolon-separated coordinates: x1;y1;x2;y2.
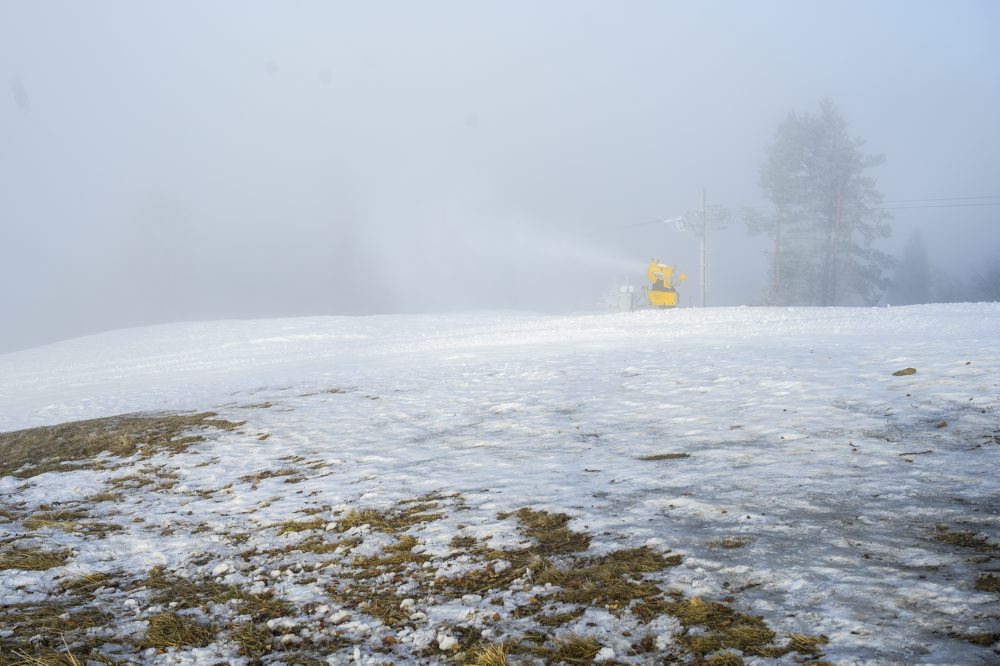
700;189;708;307
675;189;728;307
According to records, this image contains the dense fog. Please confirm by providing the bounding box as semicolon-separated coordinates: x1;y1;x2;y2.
2;1;999;352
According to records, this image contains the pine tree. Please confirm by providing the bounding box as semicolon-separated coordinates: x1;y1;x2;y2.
749;99;894;305
887;230;931;304
973;247;1000;301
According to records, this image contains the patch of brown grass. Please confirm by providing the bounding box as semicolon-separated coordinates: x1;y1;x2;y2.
0;643;88;665
231;622;273;656
240;467;301;484
975;573;1000;593
23;508;90;532
0;600;114;663
350;535;430;579
787;633;830;655
57;572;114;598
706;652;744;666
450;535;478;550
933;526;998;552
530;546;681;616
544;634;602;663
140;566;293;621
506;508;590;555
327;586;410;626
334;503;444;533
665;596;791;657
463;641;510;666
139;612;218;650
0;412;243;479
707;537;750;549
0;547;71;571
639;452;691;461
276;517;325;535
83;491;122;504
537;609;587;627
293;535;362;556
108;474;154;490
955;631;1000;646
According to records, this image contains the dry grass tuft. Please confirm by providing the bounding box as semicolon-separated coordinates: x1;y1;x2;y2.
327;586;410;626
349;535;431;584
0;412;243;479
639;452;691;461
508;508;590;554
546;634;602;663
975;573;1000;593
139;611;219;649
537;609;587;627
533;546;681;615
463;641;510;666
706;651;745;666
292;535;362;555
334;502;443;533
231;622;273;656
450;535;478;550
664;596;791;657
276;517;325;535
23;508;89;532
241;467;302;484
0;600;113;662
141;566;293;621
787;633;830;654
933;526;998;552
0;644;86;665
58;571;112;597
83;491;122;504
955;632;1000;646
707;537;750;549
0;547;71;571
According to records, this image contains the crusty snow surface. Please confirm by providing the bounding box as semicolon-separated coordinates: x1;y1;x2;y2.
1;305;999;664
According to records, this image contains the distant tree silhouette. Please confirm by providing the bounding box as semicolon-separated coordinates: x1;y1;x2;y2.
888;231;931;305
748;99;894;305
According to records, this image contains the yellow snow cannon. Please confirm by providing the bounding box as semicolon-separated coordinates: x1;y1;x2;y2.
645;259;686;308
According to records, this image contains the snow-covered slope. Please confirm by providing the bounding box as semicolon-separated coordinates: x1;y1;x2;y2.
1;305;998;664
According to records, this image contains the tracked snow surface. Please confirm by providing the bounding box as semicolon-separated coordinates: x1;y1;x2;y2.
1;305;998;664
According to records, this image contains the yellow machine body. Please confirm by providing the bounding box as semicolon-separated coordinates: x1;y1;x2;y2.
645;260;687;308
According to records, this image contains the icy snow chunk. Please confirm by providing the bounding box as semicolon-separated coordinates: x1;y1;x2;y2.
211;561;233;577
437;633;459;650
492;559;512;574
460;594;482;605
594;647;616;662
489;402;524;414
328;610;351;624
266;617;298;631
399;598;415;610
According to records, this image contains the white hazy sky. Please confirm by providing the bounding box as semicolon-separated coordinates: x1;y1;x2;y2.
2;1;999;352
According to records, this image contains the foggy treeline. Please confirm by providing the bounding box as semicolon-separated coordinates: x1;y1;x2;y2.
745;99;1000;308
887;231;1000;305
